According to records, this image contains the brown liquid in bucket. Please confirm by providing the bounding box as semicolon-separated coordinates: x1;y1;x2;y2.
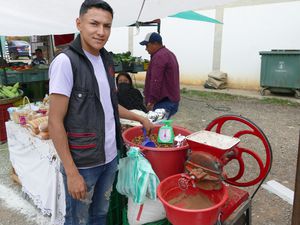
168;192;214;210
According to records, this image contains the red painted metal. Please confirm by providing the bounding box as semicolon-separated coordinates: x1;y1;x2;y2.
205;115;272;187
221;185;250;221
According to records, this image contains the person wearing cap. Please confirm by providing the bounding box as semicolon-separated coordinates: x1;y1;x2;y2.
140;32;180;119
48;1;153;224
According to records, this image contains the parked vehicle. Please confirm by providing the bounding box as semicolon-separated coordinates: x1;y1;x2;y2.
7;40;31;60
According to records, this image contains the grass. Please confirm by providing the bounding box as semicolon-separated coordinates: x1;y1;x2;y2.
181;88;300;107
259;97;300;106
134;84;300;107
180;88;248;101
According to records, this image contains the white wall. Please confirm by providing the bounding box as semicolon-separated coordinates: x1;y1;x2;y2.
107;10;217;85
221;1;300;89
106;1;300;90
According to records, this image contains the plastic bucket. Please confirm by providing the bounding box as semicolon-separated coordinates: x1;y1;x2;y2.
157;174;228;225
122;125;192;181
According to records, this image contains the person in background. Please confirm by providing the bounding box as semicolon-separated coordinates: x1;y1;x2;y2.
0;57;8;68
116;72;148;113
48;1;153;224
31;48;47;66
140;32;180;119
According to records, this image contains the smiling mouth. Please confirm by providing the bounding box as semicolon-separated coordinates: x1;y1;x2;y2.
94;38;104;43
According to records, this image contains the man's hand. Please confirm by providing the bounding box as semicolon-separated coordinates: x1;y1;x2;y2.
118;104;154;135
66;171;87;200
139;116;153;135
146;102;154;112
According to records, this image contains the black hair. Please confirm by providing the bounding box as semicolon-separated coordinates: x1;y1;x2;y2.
116;72;133;86
80;0;113;18
35;48;42;53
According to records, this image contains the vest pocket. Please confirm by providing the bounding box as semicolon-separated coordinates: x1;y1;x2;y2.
67;132;98;165
67;132;96;150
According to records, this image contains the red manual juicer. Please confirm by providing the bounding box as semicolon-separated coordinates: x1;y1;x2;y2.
186;115;273;224
157;115;272;225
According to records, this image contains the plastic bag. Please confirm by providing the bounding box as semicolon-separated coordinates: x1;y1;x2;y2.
127;197;166;225
116;147;160;204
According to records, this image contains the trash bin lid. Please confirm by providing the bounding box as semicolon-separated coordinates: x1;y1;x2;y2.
259;49;300;55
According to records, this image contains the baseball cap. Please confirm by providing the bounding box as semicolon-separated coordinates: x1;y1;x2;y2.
140;32;162;45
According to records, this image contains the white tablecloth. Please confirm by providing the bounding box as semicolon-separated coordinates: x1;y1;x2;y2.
6;121;65;225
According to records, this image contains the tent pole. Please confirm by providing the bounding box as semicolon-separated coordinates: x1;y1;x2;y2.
0;36;8;85
128;27;134;54
48;35;55;62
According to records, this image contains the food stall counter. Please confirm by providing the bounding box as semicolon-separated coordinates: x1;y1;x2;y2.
6;121;65;225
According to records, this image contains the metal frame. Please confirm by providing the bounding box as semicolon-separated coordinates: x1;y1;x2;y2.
223;198;252;225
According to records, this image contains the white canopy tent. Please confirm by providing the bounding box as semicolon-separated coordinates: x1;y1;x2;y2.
0;0;237;36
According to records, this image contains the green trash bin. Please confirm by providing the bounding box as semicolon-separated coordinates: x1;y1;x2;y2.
259;50;300;98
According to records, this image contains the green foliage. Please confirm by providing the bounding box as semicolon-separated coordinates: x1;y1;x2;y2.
112;52;144;66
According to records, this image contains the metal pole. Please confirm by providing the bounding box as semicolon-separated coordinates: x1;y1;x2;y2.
212;6;224;71
0;37;8;85
292;131;300;225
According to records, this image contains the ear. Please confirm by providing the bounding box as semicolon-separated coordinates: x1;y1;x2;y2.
76;18;81;31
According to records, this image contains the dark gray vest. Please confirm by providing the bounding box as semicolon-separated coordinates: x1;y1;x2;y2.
63;36;123;167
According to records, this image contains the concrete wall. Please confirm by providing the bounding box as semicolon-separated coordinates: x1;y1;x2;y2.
221;1;300;90
106;1;300;90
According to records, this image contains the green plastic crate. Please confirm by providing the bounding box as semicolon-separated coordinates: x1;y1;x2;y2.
23;71;45;83
23;82;46;101
106;177;127;225
0;70;23;85
114;63;123;73
132;64;144;73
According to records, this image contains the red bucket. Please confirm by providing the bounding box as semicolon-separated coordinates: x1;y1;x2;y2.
157;174;228;225
122;125;192;181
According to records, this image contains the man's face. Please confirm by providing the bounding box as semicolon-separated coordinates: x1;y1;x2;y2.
76;7;112;55
145;43;155;55
36;51;43;59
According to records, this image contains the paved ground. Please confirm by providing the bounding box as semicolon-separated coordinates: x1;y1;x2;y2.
0;86;299;225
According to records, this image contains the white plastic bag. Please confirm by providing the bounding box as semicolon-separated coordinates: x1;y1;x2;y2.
116;147;160;204
127;197;166;225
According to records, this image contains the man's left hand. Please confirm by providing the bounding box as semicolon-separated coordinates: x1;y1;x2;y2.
146;103;154;112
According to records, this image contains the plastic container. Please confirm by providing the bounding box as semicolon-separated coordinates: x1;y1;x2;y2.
0;103;13;142
0;70;23;85
122;125;192;181
259;50;300;97
23;82;46;101
122;208;171;225
157;174;228;225
23;71;45;82
106;177;127;225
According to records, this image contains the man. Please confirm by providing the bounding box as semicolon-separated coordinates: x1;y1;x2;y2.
31;48;47;66
140;32;180;119
48;1;152;224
